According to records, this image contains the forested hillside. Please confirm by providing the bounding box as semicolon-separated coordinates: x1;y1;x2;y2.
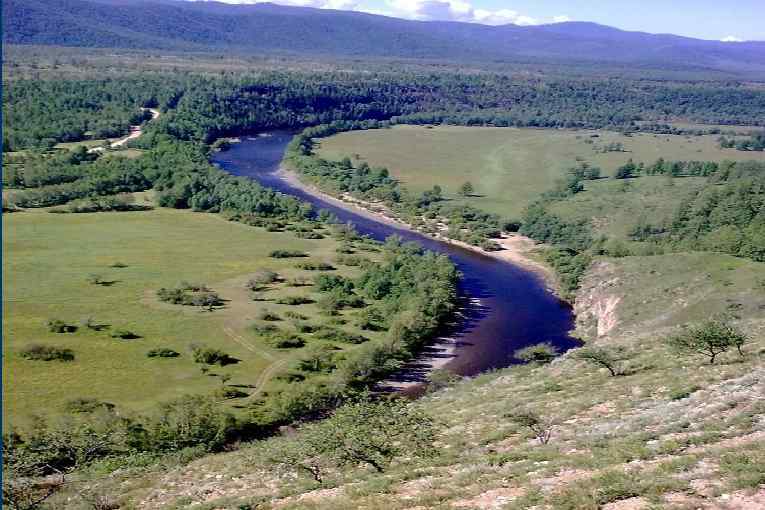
4;0;765;75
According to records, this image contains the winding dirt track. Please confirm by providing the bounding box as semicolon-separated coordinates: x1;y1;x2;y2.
89;107;160;152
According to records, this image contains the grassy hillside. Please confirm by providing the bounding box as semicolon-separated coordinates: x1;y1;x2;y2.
2;205;382;426
316;126;765;218
548;176;707;240
52;252;765;509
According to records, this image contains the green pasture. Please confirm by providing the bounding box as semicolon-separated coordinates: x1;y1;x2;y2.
316;125;765;218
2;207;377;426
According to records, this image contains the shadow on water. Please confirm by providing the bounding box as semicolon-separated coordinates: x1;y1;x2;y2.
211;132;581;385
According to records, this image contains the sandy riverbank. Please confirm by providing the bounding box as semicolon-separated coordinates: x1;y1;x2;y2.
278;167;560;295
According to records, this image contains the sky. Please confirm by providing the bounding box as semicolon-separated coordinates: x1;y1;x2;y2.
197;0;765;41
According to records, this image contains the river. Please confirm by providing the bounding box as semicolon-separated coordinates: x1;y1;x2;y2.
211;131;579;386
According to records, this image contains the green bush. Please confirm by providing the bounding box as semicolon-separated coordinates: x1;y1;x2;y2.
214;387;249;400
147;348;180;358
110;329;140;340
192;347;237;366
269;336;306;349
514;342;559;364
251;323;280;335
20;344;75;361
314;326;368;344
296;261;335;271
666;317;747;365
47;319;77;333
257;310;281;321
246;270;279;290
276;296;314;305
156;285;223;309
64;398;115;413
269;250;308;258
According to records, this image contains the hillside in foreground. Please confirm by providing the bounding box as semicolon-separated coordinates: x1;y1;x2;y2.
48;250;765;509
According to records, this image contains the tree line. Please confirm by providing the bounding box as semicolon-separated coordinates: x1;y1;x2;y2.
7;70;765;152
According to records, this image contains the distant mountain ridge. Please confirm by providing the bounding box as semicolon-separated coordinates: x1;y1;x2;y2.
4;0;765;73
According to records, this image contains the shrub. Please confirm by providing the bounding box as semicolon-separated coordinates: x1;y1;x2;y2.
427;368;461;392
269;250;308;258
214;387;249;400
146;395;237;451
20;344;74;361
284;311;308;320
251;323;280;335
47;319;77;333
246;270;279;290
296;261;335;271
515;342;559;364
276;296;314;305
480;239;502;251
269;336;306;349
110;262;128;268
257;310;281;321
292;321;317;333
192;347;237;366
64;398;115;413
314;274;354;292
286;276;312;287
314;326;368;344
147;348;180;358
335;254;367;266
574;346;628;376
86;273;104;285
505;409;553;444
110;329;140;340
297;344;338;373
157;285;223;309
666;317;747;365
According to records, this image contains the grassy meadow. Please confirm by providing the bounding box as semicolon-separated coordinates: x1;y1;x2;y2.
2;206;381;426
316;125;765;218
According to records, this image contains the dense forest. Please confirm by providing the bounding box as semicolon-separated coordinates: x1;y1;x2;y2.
6;71;765;152
2;77;185;151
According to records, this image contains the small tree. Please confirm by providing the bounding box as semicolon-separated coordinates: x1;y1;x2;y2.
666;318;747;365
86;274;104;285
514;342;559;364
268;397;435;479
574;346;627;376
505;409;553;445
458;181;475;197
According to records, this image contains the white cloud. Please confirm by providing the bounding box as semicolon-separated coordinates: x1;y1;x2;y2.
552;15;570;23
367;0;544;25
192;0;565;26
721;35;744;42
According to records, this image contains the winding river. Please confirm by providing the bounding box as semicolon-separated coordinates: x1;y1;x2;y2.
212;131;579;386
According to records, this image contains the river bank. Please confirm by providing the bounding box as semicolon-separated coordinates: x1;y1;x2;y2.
278;167;561;297
212;133;578;380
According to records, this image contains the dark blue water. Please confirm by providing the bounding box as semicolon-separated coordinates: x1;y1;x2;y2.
211;132;578;381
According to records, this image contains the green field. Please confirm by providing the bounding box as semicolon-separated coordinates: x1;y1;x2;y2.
2;207;379;426
317;125;765;218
